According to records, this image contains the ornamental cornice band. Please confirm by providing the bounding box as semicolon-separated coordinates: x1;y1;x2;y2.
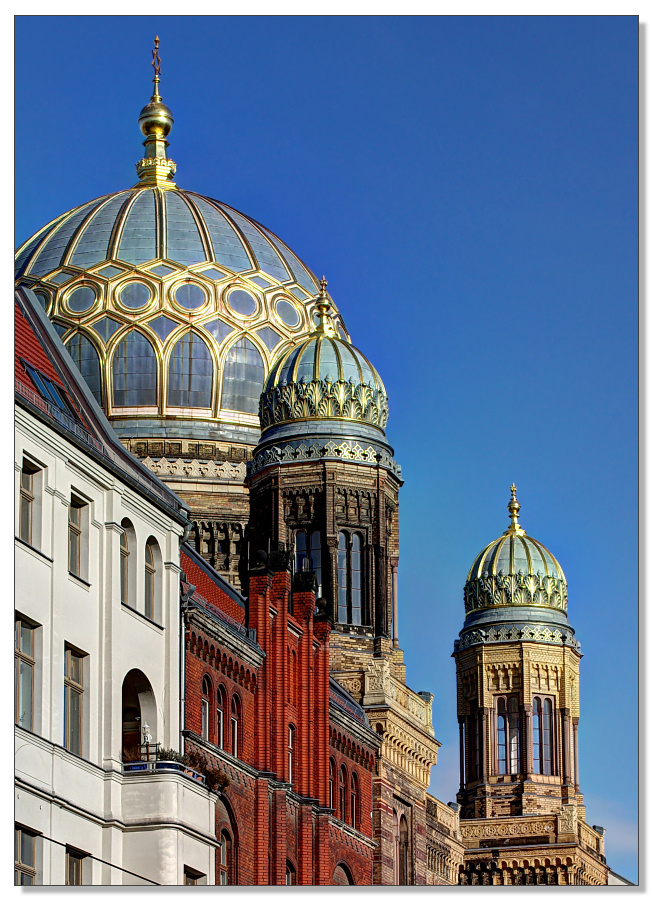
460;819;556;840
141;455;247;481
259;377;388;432
454;624;580;652
249;440;401;477
464;572;568;615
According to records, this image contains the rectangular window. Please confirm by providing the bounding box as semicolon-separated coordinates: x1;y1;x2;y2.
288;725;294;784
231;717;238;758
15;826;37;885
64;645;84;756
216;707;224;749
15;618;35;730
19;463;36;545
66;848;84;885
68;497;84;577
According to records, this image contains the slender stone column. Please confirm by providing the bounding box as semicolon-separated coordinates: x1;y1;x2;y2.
523;703;533;777
480;708;488;781
392;565;399;647
572;718;580;791
561;709;572;784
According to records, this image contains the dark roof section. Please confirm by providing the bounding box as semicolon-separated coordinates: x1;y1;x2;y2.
181;542;245;619
329;675;370;727
15;286;189;525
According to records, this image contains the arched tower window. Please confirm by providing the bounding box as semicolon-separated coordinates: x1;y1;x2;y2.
167;331;213;408
337;531;365;625
294;530;322;595
119;518;136;607
221;338;264;414
497;695;521;775
339;765;346;820
66;332;102;406
285;862;296;886
533;697;555;775
329;758;336;809
112;331;157;407
144;538;158;621
218;830;231;885
216;685;225;749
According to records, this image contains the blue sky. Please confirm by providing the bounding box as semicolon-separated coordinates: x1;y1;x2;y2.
15;15;638;882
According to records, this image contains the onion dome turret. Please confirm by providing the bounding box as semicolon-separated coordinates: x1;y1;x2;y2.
455;486;579;652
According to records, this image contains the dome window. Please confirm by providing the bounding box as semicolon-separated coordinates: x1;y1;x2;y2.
173;282;206;311
148;263;176;278
49;271;74;285
148;315;179;342
33;291;50;312
221;338;264;414
97;264;124;280
198;268;226;282
226;288;258;318
66;286;96;314
202;318;234;345
275;299;300;328
91;316;122;342
167;332;213;408
112;331;157;407
66;333;102;406
118;281;151;310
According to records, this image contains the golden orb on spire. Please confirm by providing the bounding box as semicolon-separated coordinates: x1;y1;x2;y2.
314;276;336;335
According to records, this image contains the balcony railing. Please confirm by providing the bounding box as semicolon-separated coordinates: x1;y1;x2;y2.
121;743;206;786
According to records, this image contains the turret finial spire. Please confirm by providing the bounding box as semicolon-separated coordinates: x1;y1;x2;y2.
506;483;525;534
315;277;336;335
135;36;177;188
151;35;162;101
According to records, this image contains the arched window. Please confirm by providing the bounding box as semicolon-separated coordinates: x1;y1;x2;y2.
399;815;409;885
329;758;336;810
201;676;211;740
119;518;135;606
350;772;359;829
285;862;296;886
288;724;295;785
167;331;213;408
497;696;521;775
218;830;231;885
216;685;225;749
231;695;241;758
112;331;157;407
337;532;365;625
294;530;322;595
533;697;554;775
66;332;102;406
339;765;346;820
144;538;157;621
221;338;264;414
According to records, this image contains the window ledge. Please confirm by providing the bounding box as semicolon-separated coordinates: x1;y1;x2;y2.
121;601;164;631
68;571;91;588
15;536;53;563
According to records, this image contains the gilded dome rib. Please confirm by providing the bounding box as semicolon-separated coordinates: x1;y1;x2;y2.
68;193;131;268
105;191;140;260
28;198;108;277
182;192;217;265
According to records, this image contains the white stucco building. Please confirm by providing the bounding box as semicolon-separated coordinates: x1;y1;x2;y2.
15;287;217;885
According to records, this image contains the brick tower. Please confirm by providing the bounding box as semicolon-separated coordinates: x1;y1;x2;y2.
453;486;608;885
247;280;441;884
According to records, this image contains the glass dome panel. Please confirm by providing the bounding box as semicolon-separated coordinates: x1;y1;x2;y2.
227;289;257;317
295;342;317;384
148;315;179;341
221;338;265;414
202;318;234;344
338;343;362;383
34;291;49;311
91;316;122;341
174;282;206;311
97;264;125;279
188;195;252;272
221;206;291;282
70;193;129;268
15;218;63;278
50;271;74;285
28;199;105;278
164;192;207;266
117;191;157;265
276;299;300;327
148;263;176;277
112;331;157;407
66;333;102;405
317;338;340;382
167;332;213;408
67;286;96;313
256;326;282;352
119;282;151;310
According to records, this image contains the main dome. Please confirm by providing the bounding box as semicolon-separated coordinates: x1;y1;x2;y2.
14;70;347;448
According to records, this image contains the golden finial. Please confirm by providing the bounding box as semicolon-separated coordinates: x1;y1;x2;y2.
151;35;162;100
135;36;177;188
315;276;336;335
506;483;525;534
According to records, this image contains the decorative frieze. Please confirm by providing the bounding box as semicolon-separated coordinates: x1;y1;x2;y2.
250;440;401;477
259;376;388;431
464;572;568;614
460;817;556;841
455;624;580;652
141;456;247;481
